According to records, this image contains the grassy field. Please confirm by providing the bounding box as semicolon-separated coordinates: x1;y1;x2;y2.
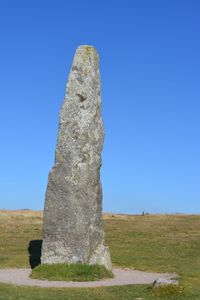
0;210;200;299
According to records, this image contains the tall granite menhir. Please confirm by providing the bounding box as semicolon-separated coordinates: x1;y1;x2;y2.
41;45;112;270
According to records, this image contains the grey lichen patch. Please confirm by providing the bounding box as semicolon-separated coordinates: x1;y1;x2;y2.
41;45;112;271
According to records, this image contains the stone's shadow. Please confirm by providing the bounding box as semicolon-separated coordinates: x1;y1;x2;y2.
28;240;42;269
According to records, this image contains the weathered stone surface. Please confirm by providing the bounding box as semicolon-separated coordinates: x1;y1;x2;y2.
153;278;179;287
41;45;112;270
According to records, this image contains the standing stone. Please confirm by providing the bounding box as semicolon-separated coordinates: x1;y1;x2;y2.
41;45;112;270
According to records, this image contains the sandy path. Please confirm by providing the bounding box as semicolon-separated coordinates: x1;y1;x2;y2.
0;268;176;288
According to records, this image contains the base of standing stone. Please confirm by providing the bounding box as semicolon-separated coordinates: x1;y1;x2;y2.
41;242;112;271
89;244;112;271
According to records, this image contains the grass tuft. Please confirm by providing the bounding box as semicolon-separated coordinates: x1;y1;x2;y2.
31;263;114;282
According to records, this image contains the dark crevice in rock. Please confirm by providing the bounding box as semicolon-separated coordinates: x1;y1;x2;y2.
77;93;87;102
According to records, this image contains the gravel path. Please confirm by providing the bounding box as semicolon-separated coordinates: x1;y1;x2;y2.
0;268;176;288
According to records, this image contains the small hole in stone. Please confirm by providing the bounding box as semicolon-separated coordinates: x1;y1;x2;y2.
77;93;87;102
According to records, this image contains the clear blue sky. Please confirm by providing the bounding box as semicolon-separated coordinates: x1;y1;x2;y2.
0;0;200;214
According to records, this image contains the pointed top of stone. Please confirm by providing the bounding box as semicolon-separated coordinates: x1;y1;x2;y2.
73;44;98;58
70;45;99;76
77;44;96;49
76;44;98;52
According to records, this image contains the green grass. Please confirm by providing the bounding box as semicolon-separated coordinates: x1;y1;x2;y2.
0;283;197;300
31;263;114;281
0;211;200;299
